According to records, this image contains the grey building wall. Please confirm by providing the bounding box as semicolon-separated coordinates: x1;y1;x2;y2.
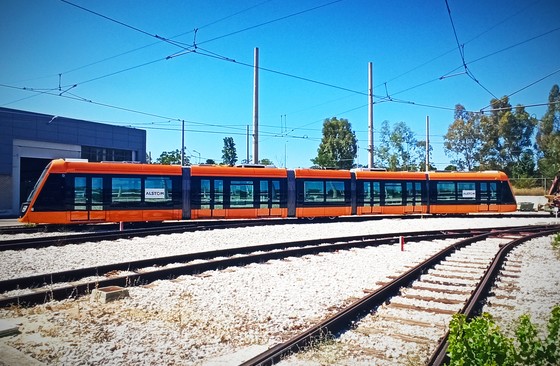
0;107;146;217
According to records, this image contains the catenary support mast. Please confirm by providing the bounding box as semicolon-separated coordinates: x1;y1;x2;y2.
253;47;259;164
368;62;374;168
426;115;430;171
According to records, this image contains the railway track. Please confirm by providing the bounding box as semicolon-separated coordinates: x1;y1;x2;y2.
0;219;301;251
239;224;560;366
0;227;497;308
0;212;549;251
1;223;557;365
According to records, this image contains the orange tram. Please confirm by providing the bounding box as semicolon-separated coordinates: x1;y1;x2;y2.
19;159;517;225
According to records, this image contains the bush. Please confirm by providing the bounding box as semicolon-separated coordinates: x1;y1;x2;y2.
447;305;560;365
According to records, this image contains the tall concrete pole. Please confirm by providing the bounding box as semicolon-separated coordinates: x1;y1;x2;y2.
246;125;250;163
368;62;374;168
253;47;259;164
181;120;185;166
425;116;430;172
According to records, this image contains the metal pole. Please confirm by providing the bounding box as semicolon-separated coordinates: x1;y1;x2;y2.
368;62;374;168
253;47;259;164
246;125;250;163
426;116;430;172
181;119;185;166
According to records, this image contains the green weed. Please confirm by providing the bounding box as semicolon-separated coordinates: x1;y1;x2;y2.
447;305;560;365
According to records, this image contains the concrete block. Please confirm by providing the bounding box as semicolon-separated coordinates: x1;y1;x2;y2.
518;202;534;211
92;286;129;303
0;319;19;337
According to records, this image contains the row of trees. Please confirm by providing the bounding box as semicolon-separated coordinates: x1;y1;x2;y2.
154;84;559;188
444;85;560;186
155;137;272;166
311;84;560;188
310;117;433;171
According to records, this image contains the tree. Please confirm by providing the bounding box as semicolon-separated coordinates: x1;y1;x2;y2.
239;158;274;165
444;164;458;171
416;140;434;171
511;149;537;188
375;120;392;169
444;104;483;171
375;120;423;171
536;84;560;178
205;158;216;165
222;137;238;166
156;149;188;165
479;96;537;174
311;117;357;169
259;158;273;166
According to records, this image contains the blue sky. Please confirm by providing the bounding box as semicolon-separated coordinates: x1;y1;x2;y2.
1;0;559;168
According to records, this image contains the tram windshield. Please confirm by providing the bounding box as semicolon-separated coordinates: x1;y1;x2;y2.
25;162;51;202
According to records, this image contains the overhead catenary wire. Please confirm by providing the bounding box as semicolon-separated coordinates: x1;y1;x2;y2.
376;0;541;90
0;86;319;141
444;0;498;99
479;67;560;112
59;0;546;126
2;0;557;152
6;0;555;120
56;0;344;89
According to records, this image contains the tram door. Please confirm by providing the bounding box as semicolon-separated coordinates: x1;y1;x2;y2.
257;180;282;217
196;179;225;218
405;182;423;214
70;176;106;221
479;182;498;212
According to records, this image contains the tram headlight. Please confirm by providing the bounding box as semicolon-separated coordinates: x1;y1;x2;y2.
20;204;28;214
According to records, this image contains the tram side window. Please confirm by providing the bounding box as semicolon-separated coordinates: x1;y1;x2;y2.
112;177;141;205
361;181;381;207
214;180;224;209
74;177;87;211
500;181;516;204
198;179;211;209
480;182;497;202
91;177;104;210
260;181;268;208
406;181;423;205
259;180;282;208
363;182;371;203
145;177;173;206
231;180;254;208
457;182;476;201
193;178;223;209
304;181;324;202
384;182;403;206
437;182;456;201
271;180;281;208
326;181;345;202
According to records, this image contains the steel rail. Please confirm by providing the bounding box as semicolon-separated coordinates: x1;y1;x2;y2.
426;226;560;366
0;219;295;251
1;212;549;243
0;228;481;308
239;224;560;366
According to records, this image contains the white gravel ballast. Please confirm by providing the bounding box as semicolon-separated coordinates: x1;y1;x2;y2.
0;216;558;365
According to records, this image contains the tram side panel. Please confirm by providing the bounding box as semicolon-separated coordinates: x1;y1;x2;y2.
427;173;517;214
294;169;353;218
19;160;184;224
354;171;429;216
188;166;289;220
19;160;518;224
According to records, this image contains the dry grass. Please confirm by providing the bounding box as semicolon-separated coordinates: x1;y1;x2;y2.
512;187;546;196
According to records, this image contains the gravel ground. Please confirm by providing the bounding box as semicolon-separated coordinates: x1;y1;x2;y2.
485;236;560;336
0;215;559;365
